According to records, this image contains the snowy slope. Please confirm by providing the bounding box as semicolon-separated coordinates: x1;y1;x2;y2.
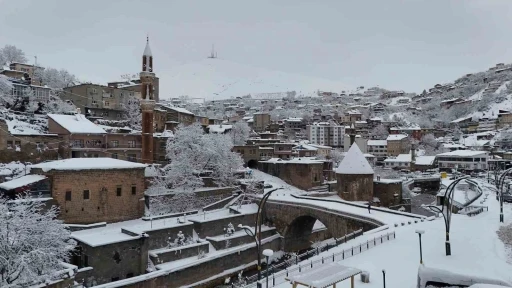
158;59;352;100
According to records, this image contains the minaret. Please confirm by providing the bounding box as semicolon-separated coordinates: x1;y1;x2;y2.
140;37;155;164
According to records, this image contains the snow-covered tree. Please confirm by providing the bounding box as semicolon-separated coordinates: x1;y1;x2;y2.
0;194;75;286
150;123;243;194
0;45;27;66
122;96;142;131
37;67;77;89
370;124;389;140
0;75;14;107
230;121;251;145
420;134;441;156
328;149;344;166
43;91;76;114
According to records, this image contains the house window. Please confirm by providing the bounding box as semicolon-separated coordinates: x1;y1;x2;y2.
131;186;137;195
116;186;122;197
6;141;13;148
128;140;136;148
15;141;21;147
65;191;72;201
104;101;110;107
84;255;89;267
83;190;90;200
111;140;119;148
112;153;118;159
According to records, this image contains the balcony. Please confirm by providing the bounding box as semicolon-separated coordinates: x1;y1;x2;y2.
70;143;105;149
107;143;142;149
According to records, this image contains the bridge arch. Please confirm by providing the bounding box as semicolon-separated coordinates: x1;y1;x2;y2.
264;199;380;252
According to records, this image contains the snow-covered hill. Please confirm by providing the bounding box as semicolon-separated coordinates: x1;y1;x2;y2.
158;59;352;100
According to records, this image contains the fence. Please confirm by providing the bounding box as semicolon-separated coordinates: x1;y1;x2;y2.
243;230;396;288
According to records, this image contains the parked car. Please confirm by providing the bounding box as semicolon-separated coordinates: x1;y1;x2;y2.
503;193;512;203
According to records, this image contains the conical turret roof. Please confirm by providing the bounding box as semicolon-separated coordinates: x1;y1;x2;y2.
335;143;374;175
143;37;152;57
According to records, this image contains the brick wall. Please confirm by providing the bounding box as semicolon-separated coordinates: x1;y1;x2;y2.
33;168;145;224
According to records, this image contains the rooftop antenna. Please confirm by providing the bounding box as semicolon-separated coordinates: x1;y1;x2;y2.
208;44;217;59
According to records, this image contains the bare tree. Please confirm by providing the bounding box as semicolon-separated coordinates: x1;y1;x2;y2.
0;45;27;66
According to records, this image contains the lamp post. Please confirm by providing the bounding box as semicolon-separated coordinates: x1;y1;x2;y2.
382;269;386;288
262;249;273;288
415;229;425;264
240;187;283;281
497;168;512;223
427;175;469;256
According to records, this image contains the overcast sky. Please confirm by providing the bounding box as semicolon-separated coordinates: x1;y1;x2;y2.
1;0;512;95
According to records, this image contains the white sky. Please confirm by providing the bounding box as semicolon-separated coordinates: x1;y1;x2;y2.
1;0;512;95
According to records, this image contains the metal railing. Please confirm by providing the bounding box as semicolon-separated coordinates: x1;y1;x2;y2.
243;230;396;288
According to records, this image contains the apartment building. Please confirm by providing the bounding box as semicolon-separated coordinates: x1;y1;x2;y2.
340;110;362;124
436;150;488;173
154;104;195;131
253;113;271;132
48;114;141;162
498;110;512;128
62;84;140;120
107;77;160;103
386;134;409;156
284;118;305;133
306;123;344;147
1;62;44;85
367;140;387;161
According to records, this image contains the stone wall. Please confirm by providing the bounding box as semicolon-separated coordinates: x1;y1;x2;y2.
75;237;148;286
336;173;374;201
189;212;256;239
145;187;236;216
373;180;402;207
149;242;209;264
138;222;194;250
258;162;323;190
112;237;281;288
31;168;145;224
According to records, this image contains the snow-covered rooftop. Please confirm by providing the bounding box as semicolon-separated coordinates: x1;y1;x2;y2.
437;150;488;157
384;153;412;163
29;158;147;172
208;124;232;133
261;157;324;165
367;140;387;146
48;114;106;134
0;174;47;190
161;105;194;115
336;143;374;174
415;155;436;166
286;263;361;288
386;134;408;141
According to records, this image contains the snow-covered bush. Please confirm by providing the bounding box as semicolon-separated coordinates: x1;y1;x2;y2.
229;121;251;145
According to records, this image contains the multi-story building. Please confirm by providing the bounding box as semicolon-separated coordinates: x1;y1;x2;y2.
367;140;387;161
386;134;409;156
384;153;412;170
107;77;160;103
293;143;332;158
62;84;140;120
0;77;51;103
0;62;44;85
154;104;195;131
284;118;304;134
498;110;512;128
253;113;271;132
48;114;141;162
306;123;344;147
436;150;488;173
341;110;362;124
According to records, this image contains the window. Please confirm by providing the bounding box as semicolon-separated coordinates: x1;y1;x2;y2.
65;191;71;201
111;140;119;148
128;140;136;148
83;190;90;200
127;154;136;162
112;153;118;159
15;141;21;147
84;255;89;267
92;100;97;105
6;140;13;148
104;101;110;107
131;185;137;195
116;186;122;197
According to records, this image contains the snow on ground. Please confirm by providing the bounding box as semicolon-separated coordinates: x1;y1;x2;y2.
272;178;512;288
470;94;512;118
469;88;486;101
0;161;28;179
495;81;510;95
388;96;411;106
157;59;352;100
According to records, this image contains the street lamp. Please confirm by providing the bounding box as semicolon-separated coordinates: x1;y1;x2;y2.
415;229;425;264
382;269;386;288
240;187;283;281
262;249;274;288
497;167;512;223
427;175;469;256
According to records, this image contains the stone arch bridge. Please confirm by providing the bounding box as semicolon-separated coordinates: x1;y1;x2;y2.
263;195;421;251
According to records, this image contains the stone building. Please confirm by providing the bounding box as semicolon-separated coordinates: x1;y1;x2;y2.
258;158;324;190
336;143;374;201
154;104;195;131
0;120;60;163
253;113;271;132
1;62;44;85
386;134;409;156
373;179;402;207
29;158;146;224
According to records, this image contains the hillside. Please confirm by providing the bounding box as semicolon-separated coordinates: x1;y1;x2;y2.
158;59;352;100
